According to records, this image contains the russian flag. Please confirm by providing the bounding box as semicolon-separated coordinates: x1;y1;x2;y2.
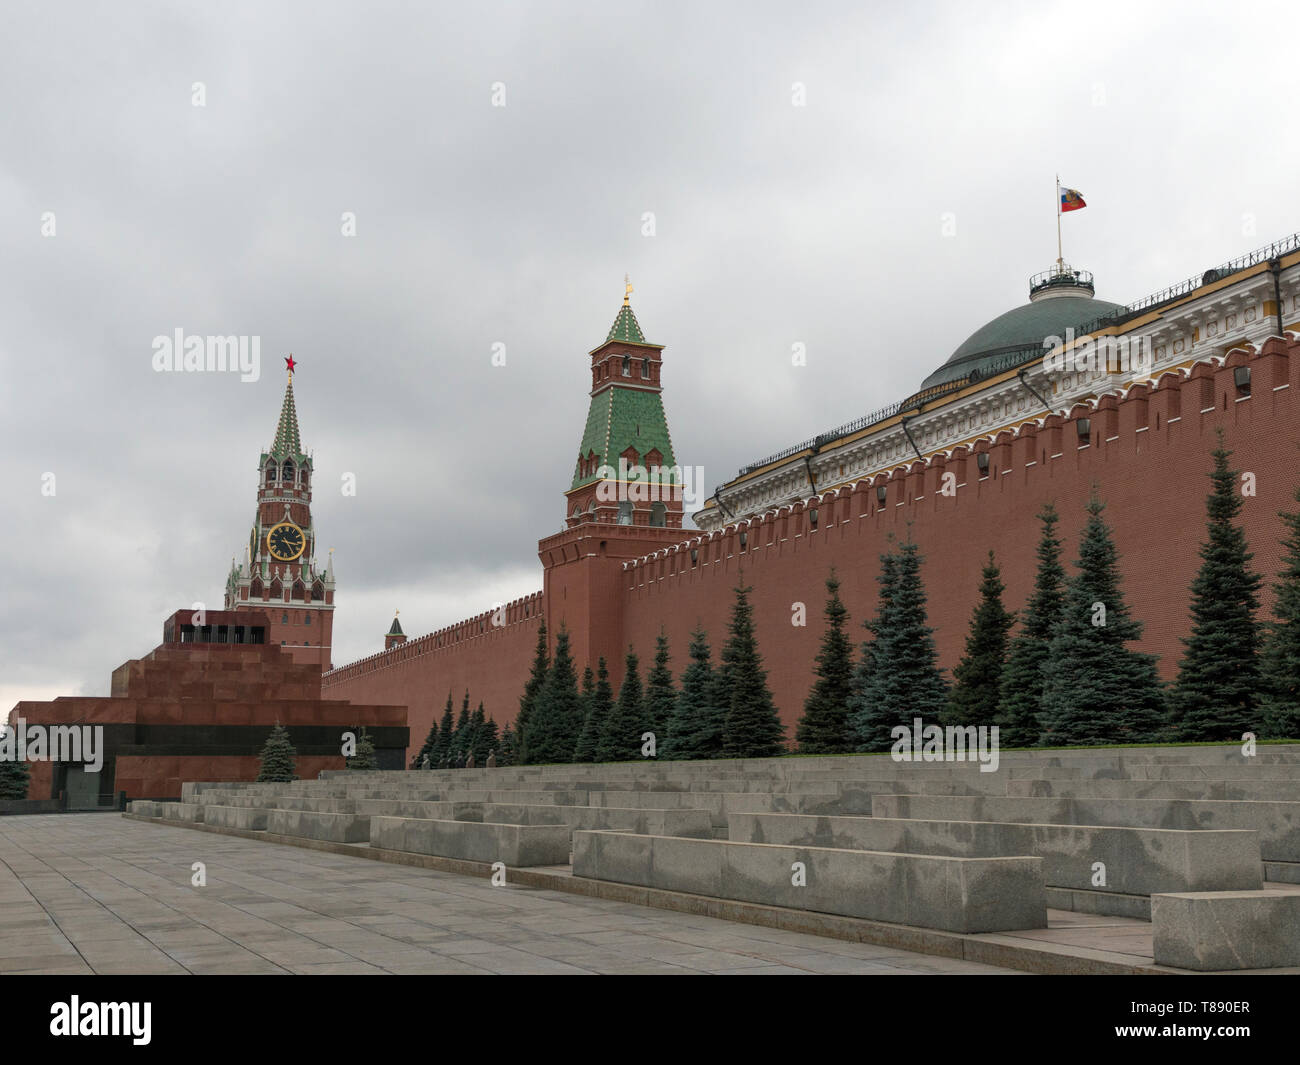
1060;187;1087;212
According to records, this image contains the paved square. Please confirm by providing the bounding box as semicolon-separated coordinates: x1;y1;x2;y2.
0;814;1018;975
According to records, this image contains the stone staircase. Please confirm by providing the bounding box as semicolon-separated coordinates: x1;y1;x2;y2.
126;743;1300;972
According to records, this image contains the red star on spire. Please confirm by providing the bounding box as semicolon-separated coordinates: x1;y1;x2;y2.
285;354;297;375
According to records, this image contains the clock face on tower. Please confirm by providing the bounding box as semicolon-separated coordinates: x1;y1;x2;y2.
267;521;306;561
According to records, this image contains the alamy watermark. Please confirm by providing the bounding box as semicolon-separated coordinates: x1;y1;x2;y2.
1043;328;1153;376
591;458;708;512
0;717;104;773
891;717;1000;773
152;329;261;382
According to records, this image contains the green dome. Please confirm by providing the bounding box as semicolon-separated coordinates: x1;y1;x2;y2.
920;276;1126;390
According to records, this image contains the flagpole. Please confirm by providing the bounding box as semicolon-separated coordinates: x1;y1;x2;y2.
1056;175;1063;270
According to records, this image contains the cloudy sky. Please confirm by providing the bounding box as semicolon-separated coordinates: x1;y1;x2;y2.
3;0;1298;706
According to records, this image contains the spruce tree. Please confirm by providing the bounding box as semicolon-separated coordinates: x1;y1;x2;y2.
526;627;583;764
412;715;439;769
1168;439;1263;741
1261;484;1300;739
720;581;786;758
579;665;595;725
944;552;1015;728
470;702;492;764
0;747;30;800
644;630;676;746
430;697;455;768
256;723;297;782
478;710;500;761
597;649;646;762
847;549;897;751
451;694;472;763
516;619;549;764
998;504;1066;747
662;628;725;759
849;540;947;750
574;657;612;762
796;570;855;754
498;723;519;767
346;727;377;770
1039;493;1166;745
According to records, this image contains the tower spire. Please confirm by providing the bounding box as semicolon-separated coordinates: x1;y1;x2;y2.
607;281;647;344
271;363;302;457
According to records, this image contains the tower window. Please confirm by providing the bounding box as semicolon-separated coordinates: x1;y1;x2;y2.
650;502;667;527
282;612;289;624
304;612;311;625
622;357;631;377
642;358;650;379
282;460;295;483
617;501;634;525
266;463;277;484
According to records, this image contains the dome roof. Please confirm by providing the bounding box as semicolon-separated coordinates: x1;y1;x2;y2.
919;269;1126;390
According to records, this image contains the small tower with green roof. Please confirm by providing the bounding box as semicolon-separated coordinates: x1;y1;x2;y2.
565;279;683;529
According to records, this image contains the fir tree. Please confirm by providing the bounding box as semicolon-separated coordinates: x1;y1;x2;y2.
346;726;377;770
849;539;947;751
525;627;583;764
256;722;297;782
644;630;676;747
451;693;472;763
498;723;519;767
662;628;725;759
944;551;1015;728
597;649;646;762
1168;439;1264;741
470;702;492;764
720;581;786;758
579;665;595;725
796;570;855;754
847;549;897;752
574;657;612;762
0;743;29;800
430;696;455;768
478;711;500;761
412;696;447;769
998;504;1066;747
1039;493;1166;745
1261;483;1300;739
516;619;549;764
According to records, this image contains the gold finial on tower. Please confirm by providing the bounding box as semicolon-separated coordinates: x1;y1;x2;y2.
624;274;633;305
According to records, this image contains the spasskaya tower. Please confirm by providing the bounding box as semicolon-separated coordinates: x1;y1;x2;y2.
224;356;336;669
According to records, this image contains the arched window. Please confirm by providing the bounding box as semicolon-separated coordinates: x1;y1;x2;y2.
292;580;305;601
642;358;650;379
622;357;631;377
265;462;277;485
300;467;310;490
617;501;634;525
650;502;667;527
250;578;264;599
281;612;289;624
304;612;311;626
282;460;295;483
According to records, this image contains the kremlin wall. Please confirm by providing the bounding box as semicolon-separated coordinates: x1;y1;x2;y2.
324;236;1300;762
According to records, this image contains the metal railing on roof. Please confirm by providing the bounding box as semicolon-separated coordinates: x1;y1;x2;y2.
720;230;1300;490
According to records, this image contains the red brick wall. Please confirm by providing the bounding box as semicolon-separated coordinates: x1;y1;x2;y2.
326;340;1300;749
323;595;543;763
615;343;1300;736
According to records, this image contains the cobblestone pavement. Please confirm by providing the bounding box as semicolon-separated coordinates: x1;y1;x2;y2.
0;814;1019;975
